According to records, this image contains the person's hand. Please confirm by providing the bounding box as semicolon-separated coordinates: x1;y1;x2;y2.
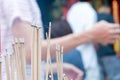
12;19;33;64
63;63;83;80
90;20;120;45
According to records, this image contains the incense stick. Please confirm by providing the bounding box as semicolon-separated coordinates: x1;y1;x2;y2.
59;45;63;80
60;46;64;80
14;38;21;80
33;26;37;80
9;55;12;80
37;28;42;80
12;44;19;80
45;22;54;80
5;50;10;80
10;54;14;80
0;55;2;80
56;45;61;80
8;22;67;80
31;25;42;80
13;38;27;80
17;38;24;80
36;28;39;80
56;45;64;80
48;22;54;80
31;25;35;80
17;38;23;80
45;33;49;80
19;38;27;80
56;46;59;80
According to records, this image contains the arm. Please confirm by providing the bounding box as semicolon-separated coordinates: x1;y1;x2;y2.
12;20;120;62
12;20;92;62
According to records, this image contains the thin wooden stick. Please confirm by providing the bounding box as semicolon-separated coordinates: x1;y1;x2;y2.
56;46;59;80
45;22;54;80
45;33;49;80
12;44;16;79
31;25;40;80
58;45;62;80
60;46;64;80
17;38;24;80
10;54;14;80
59;47;62;80
5;50;10;80
31;25;35;80
36;28;39;80
8;55;12;80
31;25;37;80
33;27;38;80
37;28;42;80
56;45;64;80
13;38;27;80
56;45;61;80
12;44;19;80
45;62;49;80
14;39;21;80
48;22;54;80
0;55;2;80
19;38;27;80
12;50;17;80
17;38;23;80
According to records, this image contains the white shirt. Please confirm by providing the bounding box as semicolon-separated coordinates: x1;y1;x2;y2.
0;0;44;80
67;2;101;80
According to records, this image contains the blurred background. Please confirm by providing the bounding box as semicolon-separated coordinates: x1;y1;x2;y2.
37;0;120;30
36;0;120;80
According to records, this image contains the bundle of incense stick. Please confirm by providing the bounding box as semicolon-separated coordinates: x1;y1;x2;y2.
3;22;70;80
56;45;65;80
4;50;15;80
12;38;27;80
19;38;27;80
31;25;42;80
45;22;69;80
0;54;2;80
45;22;53;80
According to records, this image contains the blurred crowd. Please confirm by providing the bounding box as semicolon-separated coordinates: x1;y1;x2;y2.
1;0;120;80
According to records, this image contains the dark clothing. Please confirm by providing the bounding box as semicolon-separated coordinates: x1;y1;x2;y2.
97;44;115;57
97;13;120;80
36;0;54;38
97;13;115;23
63;49;85;72
51;19;72;38
52;49;86;79
97;13;116;57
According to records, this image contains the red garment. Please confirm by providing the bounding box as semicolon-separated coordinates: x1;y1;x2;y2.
62;7;68;19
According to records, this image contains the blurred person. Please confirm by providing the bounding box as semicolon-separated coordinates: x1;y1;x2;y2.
51;19;86;79
97;5;115;58
98;5;111;14
1;0;120;80
97;6;120;80
65;0;102;80
0;0;43;80
0;0;83;80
